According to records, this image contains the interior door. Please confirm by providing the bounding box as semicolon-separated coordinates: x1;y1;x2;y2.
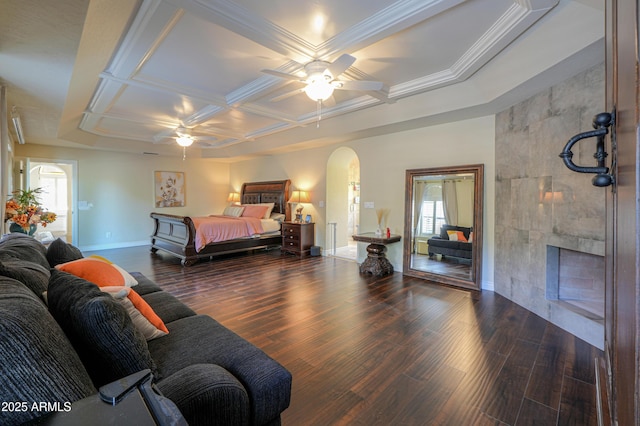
602;1;639;424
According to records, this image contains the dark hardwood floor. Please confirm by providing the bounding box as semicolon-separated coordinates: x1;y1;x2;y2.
86;245;602;425
410;253;472;281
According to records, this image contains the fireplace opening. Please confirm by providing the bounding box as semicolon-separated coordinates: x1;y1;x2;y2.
546;246;604;320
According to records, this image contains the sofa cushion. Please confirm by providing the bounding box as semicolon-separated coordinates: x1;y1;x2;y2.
46;237;84;267
0;276;96;424
0;258;50;297
156;364;250;426
142;290;197;324
148;315;291;425
130;272;163;295
428;238;470;251
47;269;157;387
0;233;49;269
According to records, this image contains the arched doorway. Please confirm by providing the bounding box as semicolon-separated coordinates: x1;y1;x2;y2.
326;147;359;260
28;161;73;243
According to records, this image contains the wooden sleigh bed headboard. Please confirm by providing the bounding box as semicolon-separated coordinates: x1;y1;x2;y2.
240;180;292;221
150;179;291;266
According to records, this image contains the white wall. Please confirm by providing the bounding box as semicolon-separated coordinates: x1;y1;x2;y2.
15;145;230;250
231;115;496;289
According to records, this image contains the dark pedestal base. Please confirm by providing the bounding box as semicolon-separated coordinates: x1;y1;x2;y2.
359;243;394;276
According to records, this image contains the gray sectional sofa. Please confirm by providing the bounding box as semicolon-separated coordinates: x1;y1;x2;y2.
427;224;473;260
0;233;291;425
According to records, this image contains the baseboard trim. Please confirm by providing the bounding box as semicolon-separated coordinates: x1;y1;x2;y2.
79;240;149;252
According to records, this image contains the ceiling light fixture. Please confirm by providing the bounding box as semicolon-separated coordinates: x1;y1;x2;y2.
303;74;334;102
176;135;193;147
303;73;334;128
11;107;26;145
176;135;194;160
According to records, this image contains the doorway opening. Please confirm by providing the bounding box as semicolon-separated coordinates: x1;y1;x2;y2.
19;158;77;245
326;147;359;260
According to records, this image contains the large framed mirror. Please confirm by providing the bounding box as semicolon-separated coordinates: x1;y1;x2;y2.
403;164;484;290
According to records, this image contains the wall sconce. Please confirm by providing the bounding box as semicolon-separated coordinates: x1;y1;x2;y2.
227;192;240;205
288;190;311;222
11;107;26;145
559;112;615;187
542;191;564;204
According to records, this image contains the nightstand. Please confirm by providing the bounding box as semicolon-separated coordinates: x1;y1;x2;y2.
281;222;315;257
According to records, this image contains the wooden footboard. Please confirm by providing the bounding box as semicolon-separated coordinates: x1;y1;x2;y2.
149;213;198;266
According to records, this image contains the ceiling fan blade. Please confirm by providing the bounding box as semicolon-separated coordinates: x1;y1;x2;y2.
153;128;179;143
334;80;383;91
194;135;217;141
327;54;356;78
195;141;214;148
270;88;304;102
261;69;303;81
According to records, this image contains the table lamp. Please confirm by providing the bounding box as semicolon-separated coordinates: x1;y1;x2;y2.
288;190;311;222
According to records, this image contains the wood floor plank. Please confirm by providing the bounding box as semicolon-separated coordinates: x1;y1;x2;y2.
516;398;558;426
482;339;540;424
557;376;598;425
86;246;603;425
525;323;568;409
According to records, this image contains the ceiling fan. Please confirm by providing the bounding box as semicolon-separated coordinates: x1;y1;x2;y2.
155;126;217;159
153;126;216;146
262;54;384;103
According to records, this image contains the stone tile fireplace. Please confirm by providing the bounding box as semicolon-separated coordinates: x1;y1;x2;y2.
546;246;604;321
494;62;605;349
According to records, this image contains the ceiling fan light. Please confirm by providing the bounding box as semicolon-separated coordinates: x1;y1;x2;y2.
304;80;334;101
176;135;194;147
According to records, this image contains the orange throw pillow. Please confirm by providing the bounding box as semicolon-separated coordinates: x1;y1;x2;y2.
126;289;169;334
446;230;468;242
55;257;138;287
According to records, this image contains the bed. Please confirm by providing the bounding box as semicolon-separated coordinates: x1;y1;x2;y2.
150;180;291;266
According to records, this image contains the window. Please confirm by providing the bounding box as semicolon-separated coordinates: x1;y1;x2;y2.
420;200;445;235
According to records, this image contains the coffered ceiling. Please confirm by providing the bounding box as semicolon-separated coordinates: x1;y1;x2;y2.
1;0;604;159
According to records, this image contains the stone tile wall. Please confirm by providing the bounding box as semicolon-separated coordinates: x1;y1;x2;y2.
494;63;605;349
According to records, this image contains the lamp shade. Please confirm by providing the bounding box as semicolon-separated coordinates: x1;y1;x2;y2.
288;190;311;204
227;192;240;203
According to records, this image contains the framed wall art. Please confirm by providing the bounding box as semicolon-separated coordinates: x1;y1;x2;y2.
154;171;185;207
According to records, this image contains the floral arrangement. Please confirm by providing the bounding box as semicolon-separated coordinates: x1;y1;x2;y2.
5;187;57;232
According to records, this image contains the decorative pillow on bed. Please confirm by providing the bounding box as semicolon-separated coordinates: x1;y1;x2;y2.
222;205;245;217
255;202;275;219
270;212;286;223
55;257;138;287
101;286;168;340
240;204;270;219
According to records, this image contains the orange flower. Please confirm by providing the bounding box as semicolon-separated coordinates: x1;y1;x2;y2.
6;200;19;210
13;214;29;228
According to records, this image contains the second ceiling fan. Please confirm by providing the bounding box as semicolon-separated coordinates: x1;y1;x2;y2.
262;54;384;102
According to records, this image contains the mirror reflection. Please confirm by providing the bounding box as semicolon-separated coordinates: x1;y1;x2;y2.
403;165;483;290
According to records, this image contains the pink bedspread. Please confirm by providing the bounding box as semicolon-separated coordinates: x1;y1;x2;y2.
192;215;264;252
